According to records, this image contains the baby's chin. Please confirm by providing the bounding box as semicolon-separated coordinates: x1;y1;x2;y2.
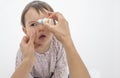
35;40;44;45
34;40;43;48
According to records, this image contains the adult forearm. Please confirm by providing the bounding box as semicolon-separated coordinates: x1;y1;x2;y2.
62;37;91;78
11;58;35;78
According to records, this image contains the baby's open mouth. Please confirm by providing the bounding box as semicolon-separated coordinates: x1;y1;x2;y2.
39;35;46;39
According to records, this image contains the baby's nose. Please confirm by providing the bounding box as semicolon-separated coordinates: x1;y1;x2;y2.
37;25;45;32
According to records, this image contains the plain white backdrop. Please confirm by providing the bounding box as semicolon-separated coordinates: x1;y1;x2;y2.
0;0;119;78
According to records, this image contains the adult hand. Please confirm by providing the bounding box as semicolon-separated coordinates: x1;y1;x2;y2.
20;28;36;62
45;12;71;43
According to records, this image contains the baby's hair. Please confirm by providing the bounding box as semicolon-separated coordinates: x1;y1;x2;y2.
21;0;54;27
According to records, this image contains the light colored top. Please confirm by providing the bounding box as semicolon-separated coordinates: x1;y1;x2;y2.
15;37;69;78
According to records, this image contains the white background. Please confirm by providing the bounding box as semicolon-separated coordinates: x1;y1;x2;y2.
0;0;120;78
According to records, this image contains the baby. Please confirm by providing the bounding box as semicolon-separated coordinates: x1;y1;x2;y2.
16;1;68;78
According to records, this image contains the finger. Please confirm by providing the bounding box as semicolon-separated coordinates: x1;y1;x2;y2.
47;12;59;21
48;12;65;22
47;12;55;18
28;29;36;45
44;22;55;33
20;36;29;47
47;12;54;16
55;12;66;22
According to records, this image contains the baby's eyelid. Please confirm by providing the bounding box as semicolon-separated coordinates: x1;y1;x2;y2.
31;23;38;26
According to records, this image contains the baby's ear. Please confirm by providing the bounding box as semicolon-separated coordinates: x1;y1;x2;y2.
22;27;27;34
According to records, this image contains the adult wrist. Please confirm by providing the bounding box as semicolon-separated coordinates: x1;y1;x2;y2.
23;56;36;64
62;36;73;45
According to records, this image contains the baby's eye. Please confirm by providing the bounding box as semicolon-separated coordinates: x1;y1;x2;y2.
30;23;37;27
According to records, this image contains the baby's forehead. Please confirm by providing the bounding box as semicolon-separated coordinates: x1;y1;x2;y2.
25;8;49;23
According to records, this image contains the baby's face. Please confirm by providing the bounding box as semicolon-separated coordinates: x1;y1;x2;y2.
24;7;53;46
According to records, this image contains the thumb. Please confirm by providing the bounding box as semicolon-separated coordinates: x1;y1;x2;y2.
20;36;29;47
45;22;55;33
28;29;36;45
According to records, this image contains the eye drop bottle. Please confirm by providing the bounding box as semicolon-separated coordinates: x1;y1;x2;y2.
38;18;54;25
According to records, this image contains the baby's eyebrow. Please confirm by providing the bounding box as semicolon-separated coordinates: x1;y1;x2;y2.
28;21;37;24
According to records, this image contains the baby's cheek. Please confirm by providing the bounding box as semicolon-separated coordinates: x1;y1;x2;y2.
27;27;36;37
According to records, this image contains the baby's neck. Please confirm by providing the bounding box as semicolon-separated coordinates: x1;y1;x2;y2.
34;41;51;54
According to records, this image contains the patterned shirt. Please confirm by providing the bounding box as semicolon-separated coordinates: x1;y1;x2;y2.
15;37;69;78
